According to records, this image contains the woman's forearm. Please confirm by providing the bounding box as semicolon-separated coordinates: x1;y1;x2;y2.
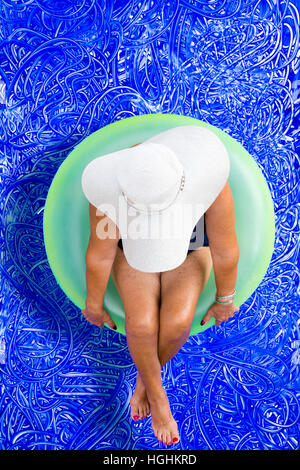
85;257;114;311
210;250;239;297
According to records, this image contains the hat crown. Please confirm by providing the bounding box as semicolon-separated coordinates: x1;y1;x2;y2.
117;142;183;210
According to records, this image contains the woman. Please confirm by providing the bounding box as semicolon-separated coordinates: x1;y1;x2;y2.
81;126;240;446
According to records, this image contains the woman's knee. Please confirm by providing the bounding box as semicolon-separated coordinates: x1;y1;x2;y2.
125;311;159;338
159;305;194;339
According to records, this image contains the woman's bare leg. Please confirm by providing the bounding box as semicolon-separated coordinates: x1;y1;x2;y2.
134;247;212;385
111;248;180;443
111;247;212;445
158;247;212;365
133;248;212;442
111;247;182;446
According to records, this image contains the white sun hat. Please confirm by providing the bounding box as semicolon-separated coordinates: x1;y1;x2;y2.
81;125;230;273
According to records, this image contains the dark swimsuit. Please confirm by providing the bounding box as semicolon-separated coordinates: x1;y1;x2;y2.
117;213;209;254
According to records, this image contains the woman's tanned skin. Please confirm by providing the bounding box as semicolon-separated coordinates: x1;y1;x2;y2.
82;144;239;446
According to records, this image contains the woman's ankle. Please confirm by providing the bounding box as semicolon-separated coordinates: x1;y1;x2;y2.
134;372;146;393
147;386;167;404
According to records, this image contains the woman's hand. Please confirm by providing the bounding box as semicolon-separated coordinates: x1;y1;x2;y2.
81;306;117;330
201;301;239;327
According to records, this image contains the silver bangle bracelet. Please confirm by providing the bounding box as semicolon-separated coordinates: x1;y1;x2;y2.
216;289;236;300
215;299;234;305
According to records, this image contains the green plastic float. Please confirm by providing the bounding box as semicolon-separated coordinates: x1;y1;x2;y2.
43;113;275;336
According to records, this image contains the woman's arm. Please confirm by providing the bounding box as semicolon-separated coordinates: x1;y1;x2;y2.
205;181;239;295
202;181;240;326
83;203;119;328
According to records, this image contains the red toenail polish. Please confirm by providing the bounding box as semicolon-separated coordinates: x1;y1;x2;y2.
173;437;178;443
168;442;172;445
133;415;139;420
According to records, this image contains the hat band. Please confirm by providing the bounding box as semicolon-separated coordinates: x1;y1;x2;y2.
122;170;186;214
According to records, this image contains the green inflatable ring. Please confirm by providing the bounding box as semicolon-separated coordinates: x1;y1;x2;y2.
43;114;275;336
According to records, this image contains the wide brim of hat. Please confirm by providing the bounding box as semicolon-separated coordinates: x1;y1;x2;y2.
118;189;203;272
81;125;230;272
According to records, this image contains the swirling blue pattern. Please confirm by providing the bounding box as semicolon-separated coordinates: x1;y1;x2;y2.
0;0;299;451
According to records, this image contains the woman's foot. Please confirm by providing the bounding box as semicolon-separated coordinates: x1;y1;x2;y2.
148;388;180;446
130;372;151;421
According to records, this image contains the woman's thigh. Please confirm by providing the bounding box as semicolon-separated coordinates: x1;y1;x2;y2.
159;247;213;332
111;247;161;335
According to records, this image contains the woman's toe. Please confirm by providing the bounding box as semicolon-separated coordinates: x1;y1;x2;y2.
130;406;138;420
